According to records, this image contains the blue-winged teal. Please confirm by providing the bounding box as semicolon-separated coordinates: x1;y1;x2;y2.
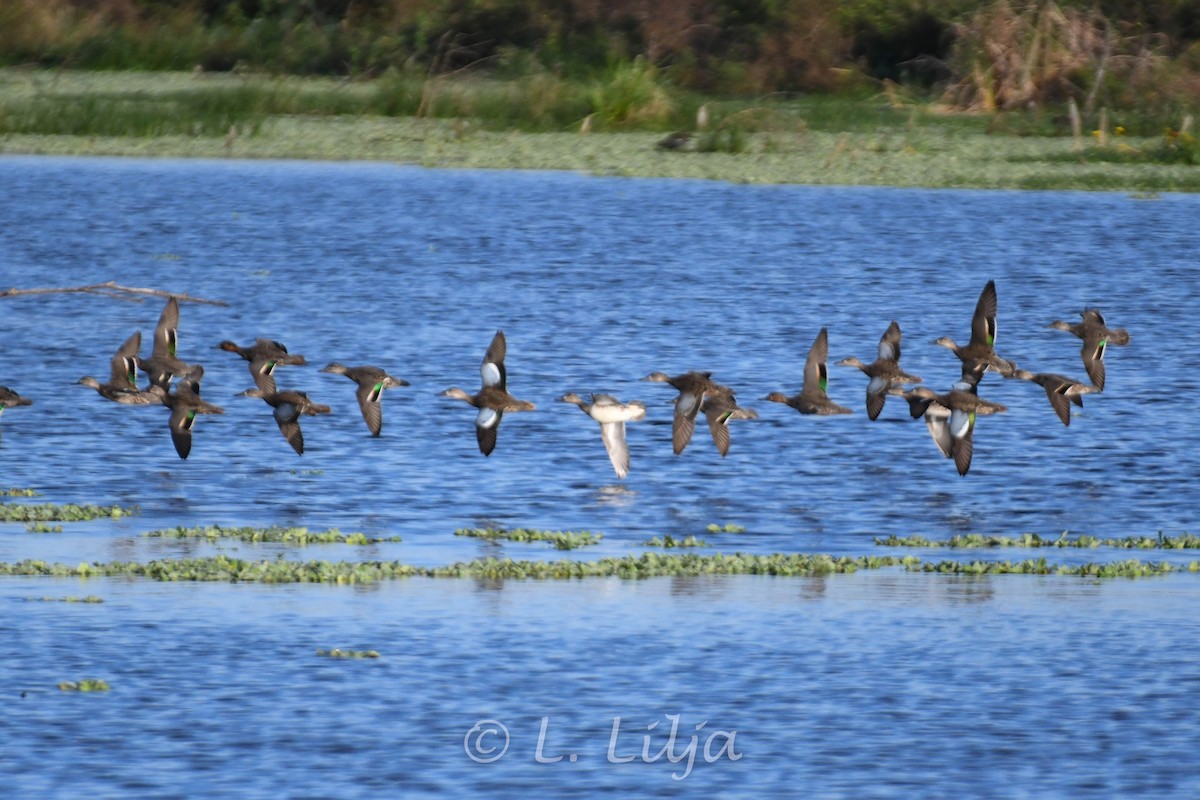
558;393;647;479
162;366;223;459
1047;308;1129;391
218;338;307;395
836;320;922;420
699;387;758;457
239;387;331;456
439;331;535;456
320;363;409;437
1008;369;1095;426
0;386;32;416
139;297;194;390
642;370;725;454
79;331;164;405
905;381;1007;476
934;280;1017;378
764;327;853;416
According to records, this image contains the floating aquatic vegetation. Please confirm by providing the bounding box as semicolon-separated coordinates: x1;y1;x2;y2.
58;679;110;692
877;533;1200;549
911;558;1186;578
142;525;401;545
25;523;63;533
643;535;708;548
0;550;1193;584
0;552;901;583
454;527;602;550
3;488;39;497
705;524;746;534
0;502;136;522
26;595;104;603
316;648;380;659
430;553;906;580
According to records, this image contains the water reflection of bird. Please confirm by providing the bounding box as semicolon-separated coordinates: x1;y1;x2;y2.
320;363;409;436
558;393;646;478
1048;308;1129;391
440;330;535;456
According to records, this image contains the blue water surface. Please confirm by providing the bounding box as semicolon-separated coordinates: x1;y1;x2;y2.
1;156;1199;798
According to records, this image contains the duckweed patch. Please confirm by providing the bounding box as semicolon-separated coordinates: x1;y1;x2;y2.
142;525;401;545
877;533;1200;549
644;535;709;548
58;679;110;692
454;527;602;550
0;552;901;582
26;595;104;603
705;524;747;534
911;559;1186;577
0;502;136;522
2;488;39;497
0;556;422;583
25;523;63;533
0;551;1195;584
316;648;380;659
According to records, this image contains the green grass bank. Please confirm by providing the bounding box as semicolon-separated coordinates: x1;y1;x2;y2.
1;69;1197;191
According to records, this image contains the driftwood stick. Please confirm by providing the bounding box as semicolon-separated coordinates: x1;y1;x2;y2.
0;281;228;306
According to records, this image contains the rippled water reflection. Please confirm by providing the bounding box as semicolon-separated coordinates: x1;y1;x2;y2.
2;157;1199;796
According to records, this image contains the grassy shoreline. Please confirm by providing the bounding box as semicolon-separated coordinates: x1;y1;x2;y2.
2;69;1197;192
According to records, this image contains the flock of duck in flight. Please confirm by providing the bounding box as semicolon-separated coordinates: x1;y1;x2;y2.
0;280;1128;477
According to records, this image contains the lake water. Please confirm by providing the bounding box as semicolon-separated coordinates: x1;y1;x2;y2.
1;156;1199;797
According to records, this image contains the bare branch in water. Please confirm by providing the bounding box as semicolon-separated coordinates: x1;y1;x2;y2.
0;281;228;306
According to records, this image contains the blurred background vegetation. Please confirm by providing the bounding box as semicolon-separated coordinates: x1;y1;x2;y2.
1;0;1198;140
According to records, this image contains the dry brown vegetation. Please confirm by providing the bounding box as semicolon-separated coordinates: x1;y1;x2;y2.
0;0;1197;129
941;1;1169;112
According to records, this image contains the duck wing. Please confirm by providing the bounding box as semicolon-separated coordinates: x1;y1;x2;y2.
246;356;277;394
355;380;385;436
951;429;974;476
1079;333;1107;391
108;331;142;388
481;330;507;390
152;297;180;358
599;421;630;479
865;375;889;421
703;403;733;457
802;328;831;397
877;320;902;362
969;280;998;348
277;419;304;455
922;404;953;458
168;405;195;459
475;407;502;456
1043;380;1073;426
